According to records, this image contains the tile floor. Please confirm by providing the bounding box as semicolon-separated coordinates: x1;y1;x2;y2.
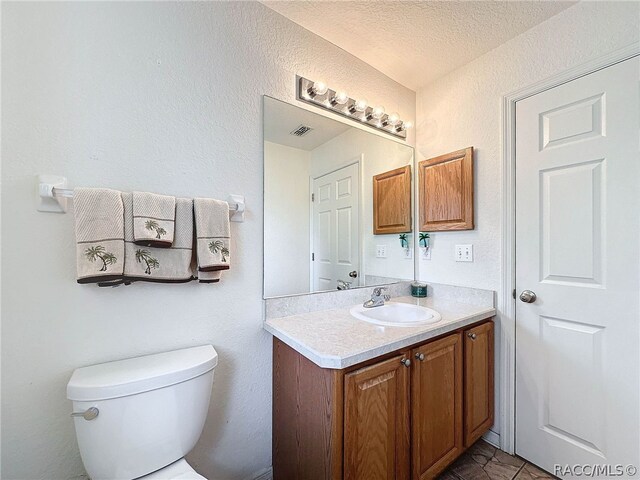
438;440;555;480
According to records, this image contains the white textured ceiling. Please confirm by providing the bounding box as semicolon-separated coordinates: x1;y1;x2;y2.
264;97;351;150
262;1;576;90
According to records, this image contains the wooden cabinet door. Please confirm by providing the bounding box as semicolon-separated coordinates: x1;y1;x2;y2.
418;147;473;232
373;165;412;234
464;321;494;447
411;333;463;480
344;354;410;480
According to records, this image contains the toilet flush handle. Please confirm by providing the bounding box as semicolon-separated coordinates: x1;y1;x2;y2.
70;407;99;421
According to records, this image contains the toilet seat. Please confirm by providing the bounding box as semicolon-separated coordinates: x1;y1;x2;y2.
139;459;206;480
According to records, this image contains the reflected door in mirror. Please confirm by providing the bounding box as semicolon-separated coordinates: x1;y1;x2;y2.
313;163;360;291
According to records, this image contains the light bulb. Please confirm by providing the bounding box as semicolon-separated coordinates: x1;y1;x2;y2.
312;81;328;96
372;106;385;120
386;112;400;126
404;120;413;129
354;98;368;112
331;91;348;105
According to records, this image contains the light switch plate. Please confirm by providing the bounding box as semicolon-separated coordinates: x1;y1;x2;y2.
421;247;431;260
455;244;473;262
376;245;387;258
403;248;412;259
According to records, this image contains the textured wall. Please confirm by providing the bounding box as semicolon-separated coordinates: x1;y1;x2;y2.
416;1;639;439
0;2;415;479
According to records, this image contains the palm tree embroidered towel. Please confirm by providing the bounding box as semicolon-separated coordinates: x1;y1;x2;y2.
194;198;230;271
123;193;194;282
132;192;176;248
74;188;125;284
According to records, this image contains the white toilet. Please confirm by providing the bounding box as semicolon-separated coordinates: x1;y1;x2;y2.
67;345;218;480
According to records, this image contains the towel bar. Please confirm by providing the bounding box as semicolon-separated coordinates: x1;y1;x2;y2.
36;175;246;222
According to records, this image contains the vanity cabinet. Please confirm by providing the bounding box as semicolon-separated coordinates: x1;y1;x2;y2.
344;354;410;480
411;333;464;479
463;321;494;447
272;320;494;480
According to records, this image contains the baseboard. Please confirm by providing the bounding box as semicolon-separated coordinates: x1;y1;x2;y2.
250;467;273;480
482;429;501;448
250;432;498;478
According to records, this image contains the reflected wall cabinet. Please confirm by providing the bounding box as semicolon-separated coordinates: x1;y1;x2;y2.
418;147;474;232
373;165;412;234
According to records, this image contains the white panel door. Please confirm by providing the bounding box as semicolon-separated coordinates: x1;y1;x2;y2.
515;57;639;476
312;163;360;291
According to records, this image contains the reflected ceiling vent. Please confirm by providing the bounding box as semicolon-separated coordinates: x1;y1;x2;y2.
290;125;313;137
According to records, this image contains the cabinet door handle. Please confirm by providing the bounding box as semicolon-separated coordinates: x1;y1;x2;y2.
400;358;411;367
467;333;477;340
415;353;425;361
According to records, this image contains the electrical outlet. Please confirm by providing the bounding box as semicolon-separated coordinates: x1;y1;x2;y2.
455;244;473;262
421;247;431;260
403;248;413;259
376;245;387;258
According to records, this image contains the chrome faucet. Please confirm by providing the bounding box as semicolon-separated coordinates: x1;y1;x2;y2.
363;287;390;308
337;280;352;290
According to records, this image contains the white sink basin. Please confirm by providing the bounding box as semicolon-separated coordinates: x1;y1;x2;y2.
350;302;442;327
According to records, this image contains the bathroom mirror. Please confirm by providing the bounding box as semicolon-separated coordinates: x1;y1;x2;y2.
263;96;415;298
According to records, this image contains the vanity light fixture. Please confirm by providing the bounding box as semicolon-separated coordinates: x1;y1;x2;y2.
308;80;328;97
331;91;349;106
297;76;411;139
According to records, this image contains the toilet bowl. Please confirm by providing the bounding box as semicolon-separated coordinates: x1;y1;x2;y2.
67;345;217;480
140;459;205;480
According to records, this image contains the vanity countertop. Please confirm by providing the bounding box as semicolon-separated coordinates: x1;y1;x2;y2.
264;295;495;369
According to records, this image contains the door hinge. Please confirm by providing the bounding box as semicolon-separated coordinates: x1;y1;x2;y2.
311;193;315;202
312;253;315;261
512;289;516;299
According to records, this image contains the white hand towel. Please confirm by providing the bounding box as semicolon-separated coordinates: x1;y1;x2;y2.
74;188;124;284
124;193;194;282
133;192;176;248
194;198;230;271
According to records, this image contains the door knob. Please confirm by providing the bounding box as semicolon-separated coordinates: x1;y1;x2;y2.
519;290;537;303
415;353;425;361
400;358;411;367
349;271;358;278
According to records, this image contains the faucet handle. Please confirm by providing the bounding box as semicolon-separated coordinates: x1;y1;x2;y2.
372;286;387;296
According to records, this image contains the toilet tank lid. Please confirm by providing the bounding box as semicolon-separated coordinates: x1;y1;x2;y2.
67;345;218;401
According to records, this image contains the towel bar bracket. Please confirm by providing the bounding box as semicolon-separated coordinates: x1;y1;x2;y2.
36;174;68;213
36;175;246;222
227;194;245;223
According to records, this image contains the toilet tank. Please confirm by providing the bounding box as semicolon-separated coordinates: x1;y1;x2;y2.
67;345;217;480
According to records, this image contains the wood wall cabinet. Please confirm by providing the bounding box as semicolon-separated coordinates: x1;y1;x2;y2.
272;320;494;480
373;165;412;234
418;147;474;232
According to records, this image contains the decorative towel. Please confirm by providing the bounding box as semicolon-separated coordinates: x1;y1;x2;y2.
197;270;222;284
123;193;194;282
194;198;230;271
74;188;125;284
133;192;176;248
